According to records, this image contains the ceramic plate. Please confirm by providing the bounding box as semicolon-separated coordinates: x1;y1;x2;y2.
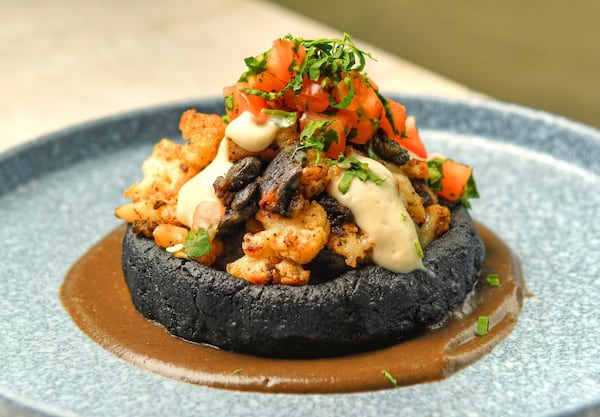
1;96;599;417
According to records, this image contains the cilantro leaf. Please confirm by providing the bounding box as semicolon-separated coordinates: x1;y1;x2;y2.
239;33;376;107
239;54;268;82
333;155;386;194
183;228;211;259
459;173;479;208
382;369;398;387
426;158;479;208
294;120;338;164
426;159;444;191
262;109;297;128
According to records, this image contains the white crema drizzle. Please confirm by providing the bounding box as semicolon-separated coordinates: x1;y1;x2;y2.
176;111;280;228
327;154;425;273
176;138;232;228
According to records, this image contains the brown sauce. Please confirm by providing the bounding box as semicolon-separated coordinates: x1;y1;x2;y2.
60;223;524;393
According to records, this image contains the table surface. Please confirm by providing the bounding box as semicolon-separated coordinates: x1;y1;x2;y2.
0;0;480;155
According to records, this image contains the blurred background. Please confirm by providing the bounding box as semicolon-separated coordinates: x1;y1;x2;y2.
268;0;600;128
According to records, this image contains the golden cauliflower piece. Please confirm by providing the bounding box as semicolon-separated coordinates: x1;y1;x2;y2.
418;203;451;248
226;256;310;286
243;201;330;264
327;221;374;268
226;201;330;284
115;110;225;236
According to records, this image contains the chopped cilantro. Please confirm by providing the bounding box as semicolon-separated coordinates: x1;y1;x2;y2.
426;158;479;208
366;143;380;160
382;369;398;387
459;173;480;208
183;228;211;259
332;155;386;194
239;54;268;81
475;315;489;336
224;93;234;111
262;109;297;128
294;119;338;164
426;159;444;192
239;33;376;106
328;76;355;109
486;273;500;287
414;241;424;258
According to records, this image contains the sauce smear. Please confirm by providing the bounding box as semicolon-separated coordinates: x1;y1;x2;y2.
60;223;524;393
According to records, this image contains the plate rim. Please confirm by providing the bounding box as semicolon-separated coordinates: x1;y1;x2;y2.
1;94;599;417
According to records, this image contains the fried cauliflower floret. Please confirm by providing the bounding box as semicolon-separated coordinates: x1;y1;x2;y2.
115;110;225;236
327;221;374;268
179;109;227;171
418;204;451;248
115;139;192;235
226;256;310;285
394;172;426;224
299;161;330;198
400;158;429;179
226;201;330;284
243;200;330;264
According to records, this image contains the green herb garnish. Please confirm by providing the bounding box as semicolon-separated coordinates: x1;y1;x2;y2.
183;228;211;259
224;93;235;111
239;54;268;81
231;368;243;376
475;315;489;336
333;155;386;194
261;109;297;128
294;119;338;164
239;33;375;105
426;159;444;192
459;173;480;208
414;241;424;258
382;369;398;387
486;273;500;287
426;158;479;208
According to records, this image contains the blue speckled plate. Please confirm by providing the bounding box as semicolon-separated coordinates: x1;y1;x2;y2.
1;96;599;417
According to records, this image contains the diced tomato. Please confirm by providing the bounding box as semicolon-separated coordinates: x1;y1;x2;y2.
380;99;427;158
332;75;358;112
252;71;287;93
436;159;473;202
332;72;383;118
300;112;348;159
266;39;306;86
359;86;383;120
340;110;378;145
223;82;267;121
282;89;296;109
330;72;383;144
380;98;407;139
401;116;428;158
295;78;330;113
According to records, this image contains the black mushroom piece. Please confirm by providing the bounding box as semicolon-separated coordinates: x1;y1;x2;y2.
259;146;306;218
369;130;410;166
214;156;263;233
214;156;263;196
412;178;438;207
304;194;356;282
315;193;354;235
